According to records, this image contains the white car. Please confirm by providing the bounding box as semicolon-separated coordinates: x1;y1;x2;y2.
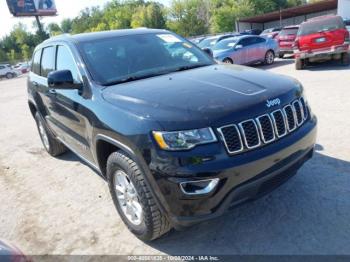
0;64;20;79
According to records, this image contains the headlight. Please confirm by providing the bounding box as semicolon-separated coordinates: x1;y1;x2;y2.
153;128;217;150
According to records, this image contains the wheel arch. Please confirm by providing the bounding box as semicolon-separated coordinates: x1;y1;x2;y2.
28;101;37;118
95;134;135;177
94;134;172;220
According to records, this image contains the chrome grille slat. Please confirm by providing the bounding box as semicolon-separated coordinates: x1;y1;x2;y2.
271;109;287;138
283;105;297;132
217;124;243;154
256;114;275;143
239;120;261;149
218;98;308;155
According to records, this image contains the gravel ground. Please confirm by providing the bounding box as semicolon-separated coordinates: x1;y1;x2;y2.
1;58;350;255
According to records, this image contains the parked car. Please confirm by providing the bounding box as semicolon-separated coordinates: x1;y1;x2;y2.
28;29;317;241
260;27;281;39
212;35;279;65
188;36;205;44
240;29;263;35
0;64;20;79
14;62;30;73
294;15;350;70
197;34;240;49
276;25;299;58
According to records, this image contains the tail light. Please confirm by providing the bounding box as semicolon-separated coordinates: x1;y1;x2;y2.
293;38;300;50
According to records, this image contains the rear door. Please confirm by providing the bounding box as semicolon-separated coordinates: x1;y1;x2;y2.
298;17;347;51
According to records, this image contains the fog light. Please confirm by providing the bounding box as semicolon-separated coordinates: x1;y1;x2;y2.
180;178;219;195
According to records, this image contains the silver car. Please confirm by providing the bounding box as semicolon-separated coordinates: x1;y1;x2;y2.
212;35;279;65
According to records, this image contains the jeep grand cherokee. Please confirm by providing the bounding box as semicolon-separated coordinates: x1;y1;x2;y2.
27;29;317;241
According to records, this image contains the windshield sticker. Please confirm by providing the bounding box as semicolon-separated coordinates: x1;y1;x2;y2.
157;34;182;43
228;43;235;47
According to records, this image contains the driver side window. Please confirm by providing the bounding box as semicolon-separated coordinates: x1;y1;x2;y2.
56;45;81;84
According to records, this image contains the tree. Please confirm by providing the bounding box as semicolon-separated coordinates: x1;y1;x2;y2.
21;44;30;61
167;0;210;37
211;0;254;33
47;22;62;36
131;2;166;29
61;18;73;33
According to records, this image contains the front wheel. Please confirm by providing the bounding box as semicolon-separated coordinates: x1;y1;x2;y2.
264;50;275;65
107;151;171;241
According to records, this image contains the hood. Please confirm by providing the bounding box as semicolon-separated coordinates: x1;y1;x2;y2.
102;64;302;130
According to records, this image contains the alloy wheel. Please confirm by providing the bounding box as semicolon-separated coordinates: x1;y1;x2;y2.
114;170;143;225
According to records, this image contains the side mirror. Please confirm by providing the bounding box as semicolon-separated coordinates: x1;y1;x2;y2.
202;47;213;58
47;70;81;89
235;44;243;50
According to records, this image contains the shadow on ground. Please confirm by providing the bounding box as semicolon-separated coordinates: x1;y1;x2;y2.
147;144;350;255
57;143;350;254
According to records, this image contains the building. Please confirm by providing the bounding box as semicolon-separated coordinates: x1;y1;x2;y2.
236;0;349;32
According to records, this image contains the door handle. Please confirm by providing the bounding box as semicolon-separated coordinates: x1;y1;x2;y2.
33;81;38;87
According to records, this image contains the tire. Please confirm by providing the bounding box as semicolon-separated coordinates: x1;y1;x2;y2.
295;58;304;70
278;53;284;59
264;50;275;65
34;112;67;157
341;52;350;66
6;73;14;79
223;58;233;64
107;151;171;241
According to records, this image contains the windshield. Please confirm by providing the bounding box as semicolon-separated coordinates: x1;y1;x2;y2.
212;37;239;50
197;37;219;48
78;33;214;85
280;28;298;36
298;17;345;36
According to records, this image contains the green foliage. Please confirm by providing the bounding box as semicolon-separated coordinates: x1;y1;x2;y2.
211;0;254;33
167;0;210;37
0;0;309;63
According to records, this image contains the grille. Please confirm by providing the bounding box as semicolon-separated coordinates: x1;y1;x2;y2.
284;105;296;131
239;120;260;148
300;97;308;120
272;110;287;137
257;115;275;143
218;98;308;155
293;100;303;125
218;125;243;153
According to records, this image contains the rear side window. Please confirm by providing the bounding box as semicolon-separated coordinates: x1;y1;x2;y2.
56;45;81;83
40;46;55;77
298;17;345;36
279;28;298;36
32;50;42;75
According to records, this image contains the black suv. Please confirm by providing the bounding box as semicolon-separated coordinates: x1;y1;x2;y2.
28;29;317;241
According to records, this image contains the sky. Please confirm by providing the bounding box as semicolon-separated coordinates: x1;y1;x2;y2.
0;0;169;38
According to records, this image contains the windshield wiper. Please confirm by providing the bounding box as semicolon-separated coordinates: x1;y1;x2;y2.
174;64;211;72
105;72;168;86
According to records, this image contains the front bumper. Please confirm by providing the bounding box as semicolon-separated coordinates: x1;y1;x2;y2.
295;44;349;59
150;117;317;228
